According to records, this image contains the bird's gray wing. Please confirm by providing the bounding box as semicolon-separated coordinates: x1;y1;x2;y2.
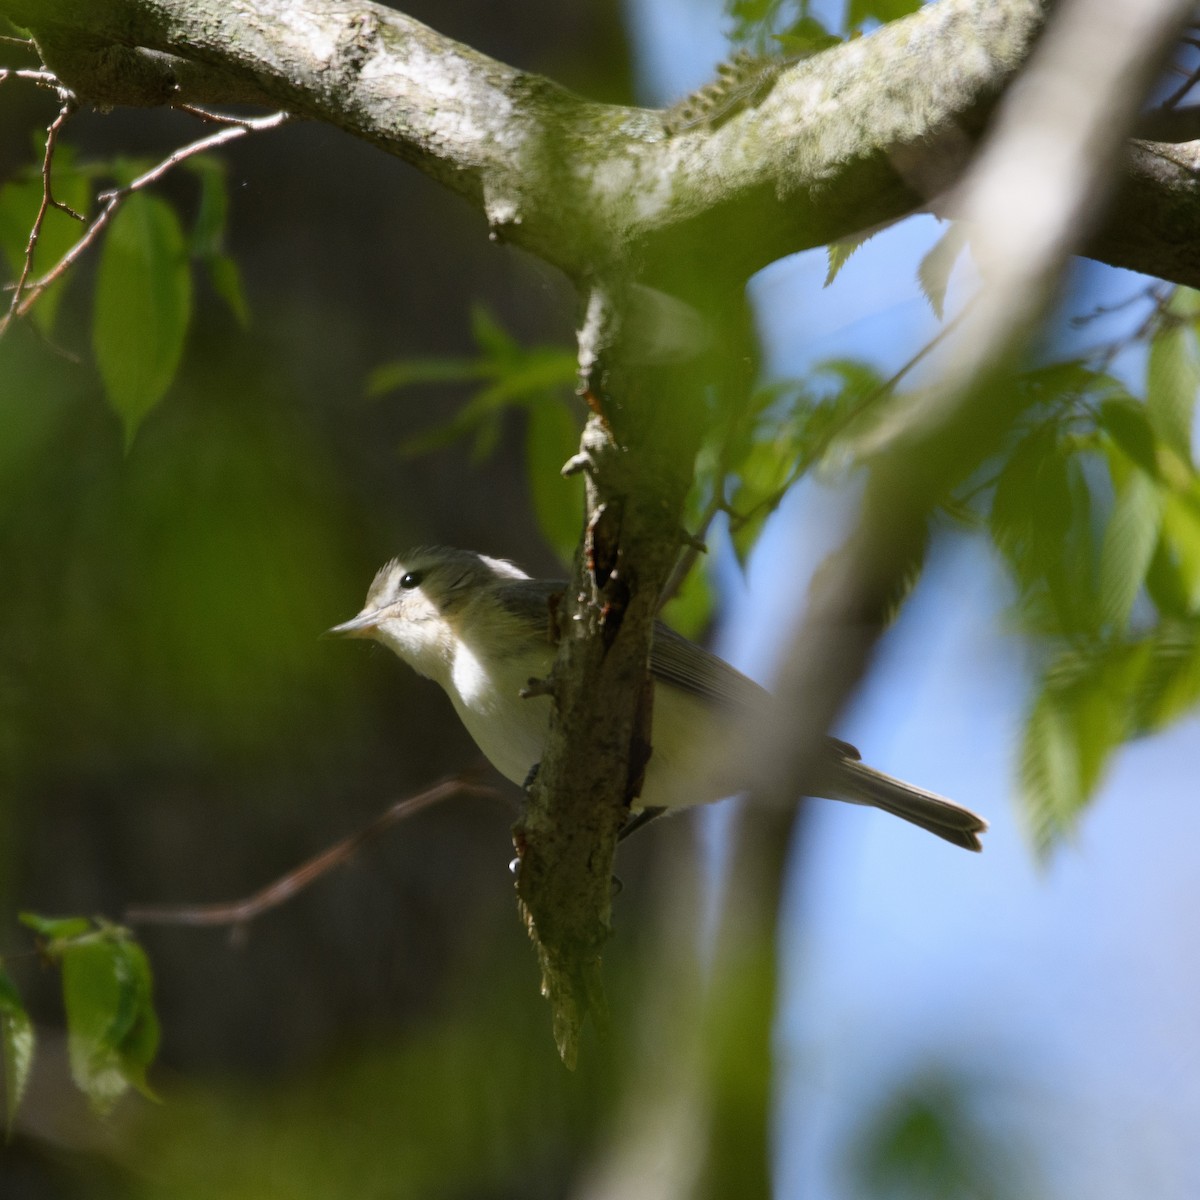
650;620;862;761
496;586;862;760
649;621;768;710
492;578;568;642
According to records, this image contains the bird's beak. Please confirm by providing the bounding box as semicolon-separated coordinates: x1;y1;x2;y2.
324;609;381;639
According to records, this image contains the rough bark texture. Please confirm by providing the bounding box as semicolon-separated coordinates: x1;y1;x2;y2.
6;0;1199;290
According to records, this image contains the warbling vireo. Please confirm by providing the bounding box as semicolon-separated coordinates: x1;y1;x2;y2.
328;547;987;850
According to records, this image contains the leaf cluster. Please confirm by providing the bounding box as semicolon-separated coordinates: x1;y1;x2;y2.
367;306;582;561
0;145;247;446
972;291;1200;852
1;915;160;1129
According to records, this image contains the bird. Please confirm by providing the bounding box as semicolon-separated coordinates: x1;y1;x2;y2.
327;547;987;851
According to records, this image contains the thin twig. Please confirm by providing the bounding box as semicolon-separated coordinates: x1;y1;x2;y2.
1;109;292;330
0;68;59;89
1161;60;1200;108
124;769;501;932
1068;283;1162;327
731;302;974;536
1;93;78;333
172;103;266;126
658;494;723;609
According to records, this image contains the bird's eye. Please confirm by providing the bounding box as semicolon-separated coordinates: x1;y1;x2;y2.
399;571;422;590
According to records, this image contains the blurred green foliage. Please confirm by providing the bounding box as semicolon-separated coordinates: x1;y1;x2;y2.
0;1;1198;1196
846;1067;1032;1200
368;305;583;562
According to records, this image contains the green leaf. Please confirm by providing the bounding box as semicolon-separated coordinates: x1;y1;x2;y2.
469;304;520;361
0;967;34;1135
1097;464;1162;629
1097;399;1161;480
178;157;249;325
1131;621;1200;732
824;228;878;288
1020;647;1142;855
398;389;506;458
1146;321;1199;466
526;398;583;562
185;154;229;258
1158;488;1200;610
989;427;1070;580
18;912;92;940
916;224;967;321
205;252;250;327
1020;686;1079;855
660;560;716;642
1169;286;1200;320
93;192;193;447
367;357;491;395
61;934;160;1114
727;437;795;565
848;0;922;26
0;148;91;334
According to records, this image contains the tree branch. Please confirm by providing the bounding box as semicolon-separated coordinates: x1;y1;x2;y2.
5;0;1199;286
124;772;498;937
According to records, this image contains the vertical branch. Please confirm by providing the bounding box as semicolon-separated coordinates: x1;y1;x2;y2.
0;89;79;335
514;282;708;1064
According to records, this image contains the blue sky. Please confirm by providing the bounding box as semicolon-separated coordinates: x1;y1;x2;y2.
625;2;1200;1196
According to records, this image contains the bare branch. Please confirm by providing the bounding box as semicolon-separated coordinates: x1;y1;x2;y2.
6;1;1200;286
0;0;1048;286
0;92;78;335
2;108;291;329
124;770;500;933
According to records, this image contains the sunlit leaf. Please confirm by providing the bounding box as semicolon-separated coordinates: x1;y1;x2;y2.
1169;286;1200;320
1145;534;1194;619
727;437;795;565
1158;488;1200;610
1146;320;1199;466
18;912;92;940
1131;621;1200;732
824;228;878;288
0;146;91;334
61;933;160;1114
1021;646;1144;854
849;0;922;26
0;967;34;1135
1097;398;1161;480
1097;462;1162;629
19;917;161;1115
989;427;1070;582
1021;686;1079;855
93;192;192;446
916;223;967;321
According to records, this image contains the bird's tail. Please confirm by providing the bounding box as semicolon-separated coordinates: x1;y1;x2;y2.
824;758;987;852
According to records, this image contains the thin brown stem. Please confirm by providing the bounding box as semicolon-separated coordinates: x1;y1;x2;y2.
0;93;77;333
1;108;292;330
124;770;500;932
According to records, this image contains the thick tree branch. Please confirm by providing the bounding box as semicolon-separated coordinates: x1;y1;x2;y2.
6;0;1199;287
514;283;711;1063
